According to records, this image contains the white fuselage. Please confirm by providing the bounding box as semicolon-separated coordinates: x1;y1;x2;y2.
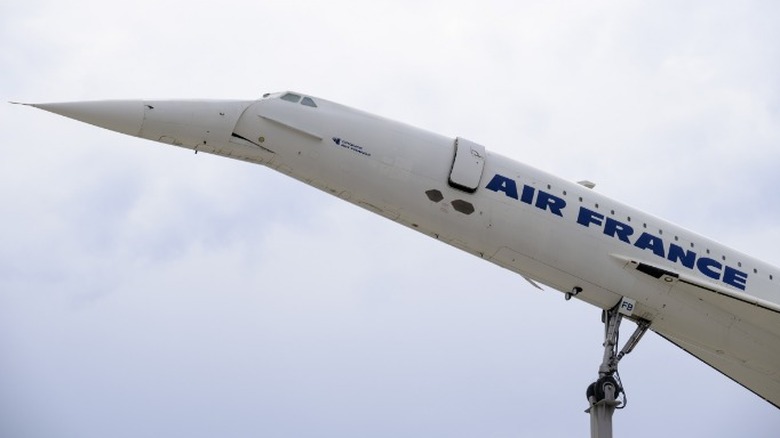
26;92;780;407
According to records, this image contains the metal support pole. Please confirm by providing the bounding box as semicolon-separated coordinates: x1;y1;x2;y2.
583;298;651;438
586;378;621;438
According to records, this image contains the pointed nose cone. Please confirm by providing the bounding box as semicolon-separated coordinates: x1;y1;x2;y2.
29;100;145;137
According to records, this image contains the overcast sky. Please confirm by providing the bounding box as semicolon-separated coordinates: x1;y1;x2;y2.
2;1;779;437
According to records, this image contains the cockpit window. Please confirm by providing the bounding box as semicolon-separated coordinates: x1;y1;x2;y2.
281;93;301;103
278;92;318;108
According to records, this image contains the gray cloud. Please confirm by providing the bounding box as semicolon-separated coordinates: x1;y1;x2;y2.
2;1;779;437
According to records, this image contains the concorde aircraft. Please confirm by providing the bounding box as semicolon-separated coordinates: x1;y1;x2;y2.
15;92;780;435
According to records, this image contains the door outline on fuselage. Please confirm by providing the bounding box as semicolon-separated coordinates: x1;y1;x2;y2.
448;137;486;193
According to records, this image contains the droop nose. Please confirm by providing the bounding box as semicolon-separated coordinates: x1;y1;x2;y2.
16;99;258;151
24;100;145;136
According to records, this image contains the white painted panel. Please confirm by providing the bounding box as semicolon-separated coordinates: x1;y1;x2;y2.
448;137;486;192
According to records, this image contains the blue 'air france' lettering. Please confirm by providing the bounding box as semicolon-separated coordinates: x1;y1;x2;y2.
485;174;749;290
576;206;748;290
485;174;566;217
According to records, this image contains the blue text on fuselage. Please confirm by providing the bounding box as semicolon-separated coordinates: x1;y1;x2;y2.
485;174;748;290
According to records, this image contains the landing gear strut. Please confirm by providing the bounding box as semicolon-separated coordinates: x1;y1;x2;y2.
585;297;650;438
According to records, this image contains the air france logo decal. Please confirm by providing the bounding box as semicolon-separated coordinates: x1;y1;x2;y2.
485;174;749;291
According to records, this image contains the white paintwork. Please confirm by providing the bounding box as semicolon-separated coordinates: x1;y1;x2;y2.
449;137;486;192
30;100;145;136
24;92;780;409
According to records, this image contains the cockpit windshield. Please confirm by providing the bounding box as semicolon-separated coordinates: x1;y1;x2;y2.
281;92;300;103
276;92;318;108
